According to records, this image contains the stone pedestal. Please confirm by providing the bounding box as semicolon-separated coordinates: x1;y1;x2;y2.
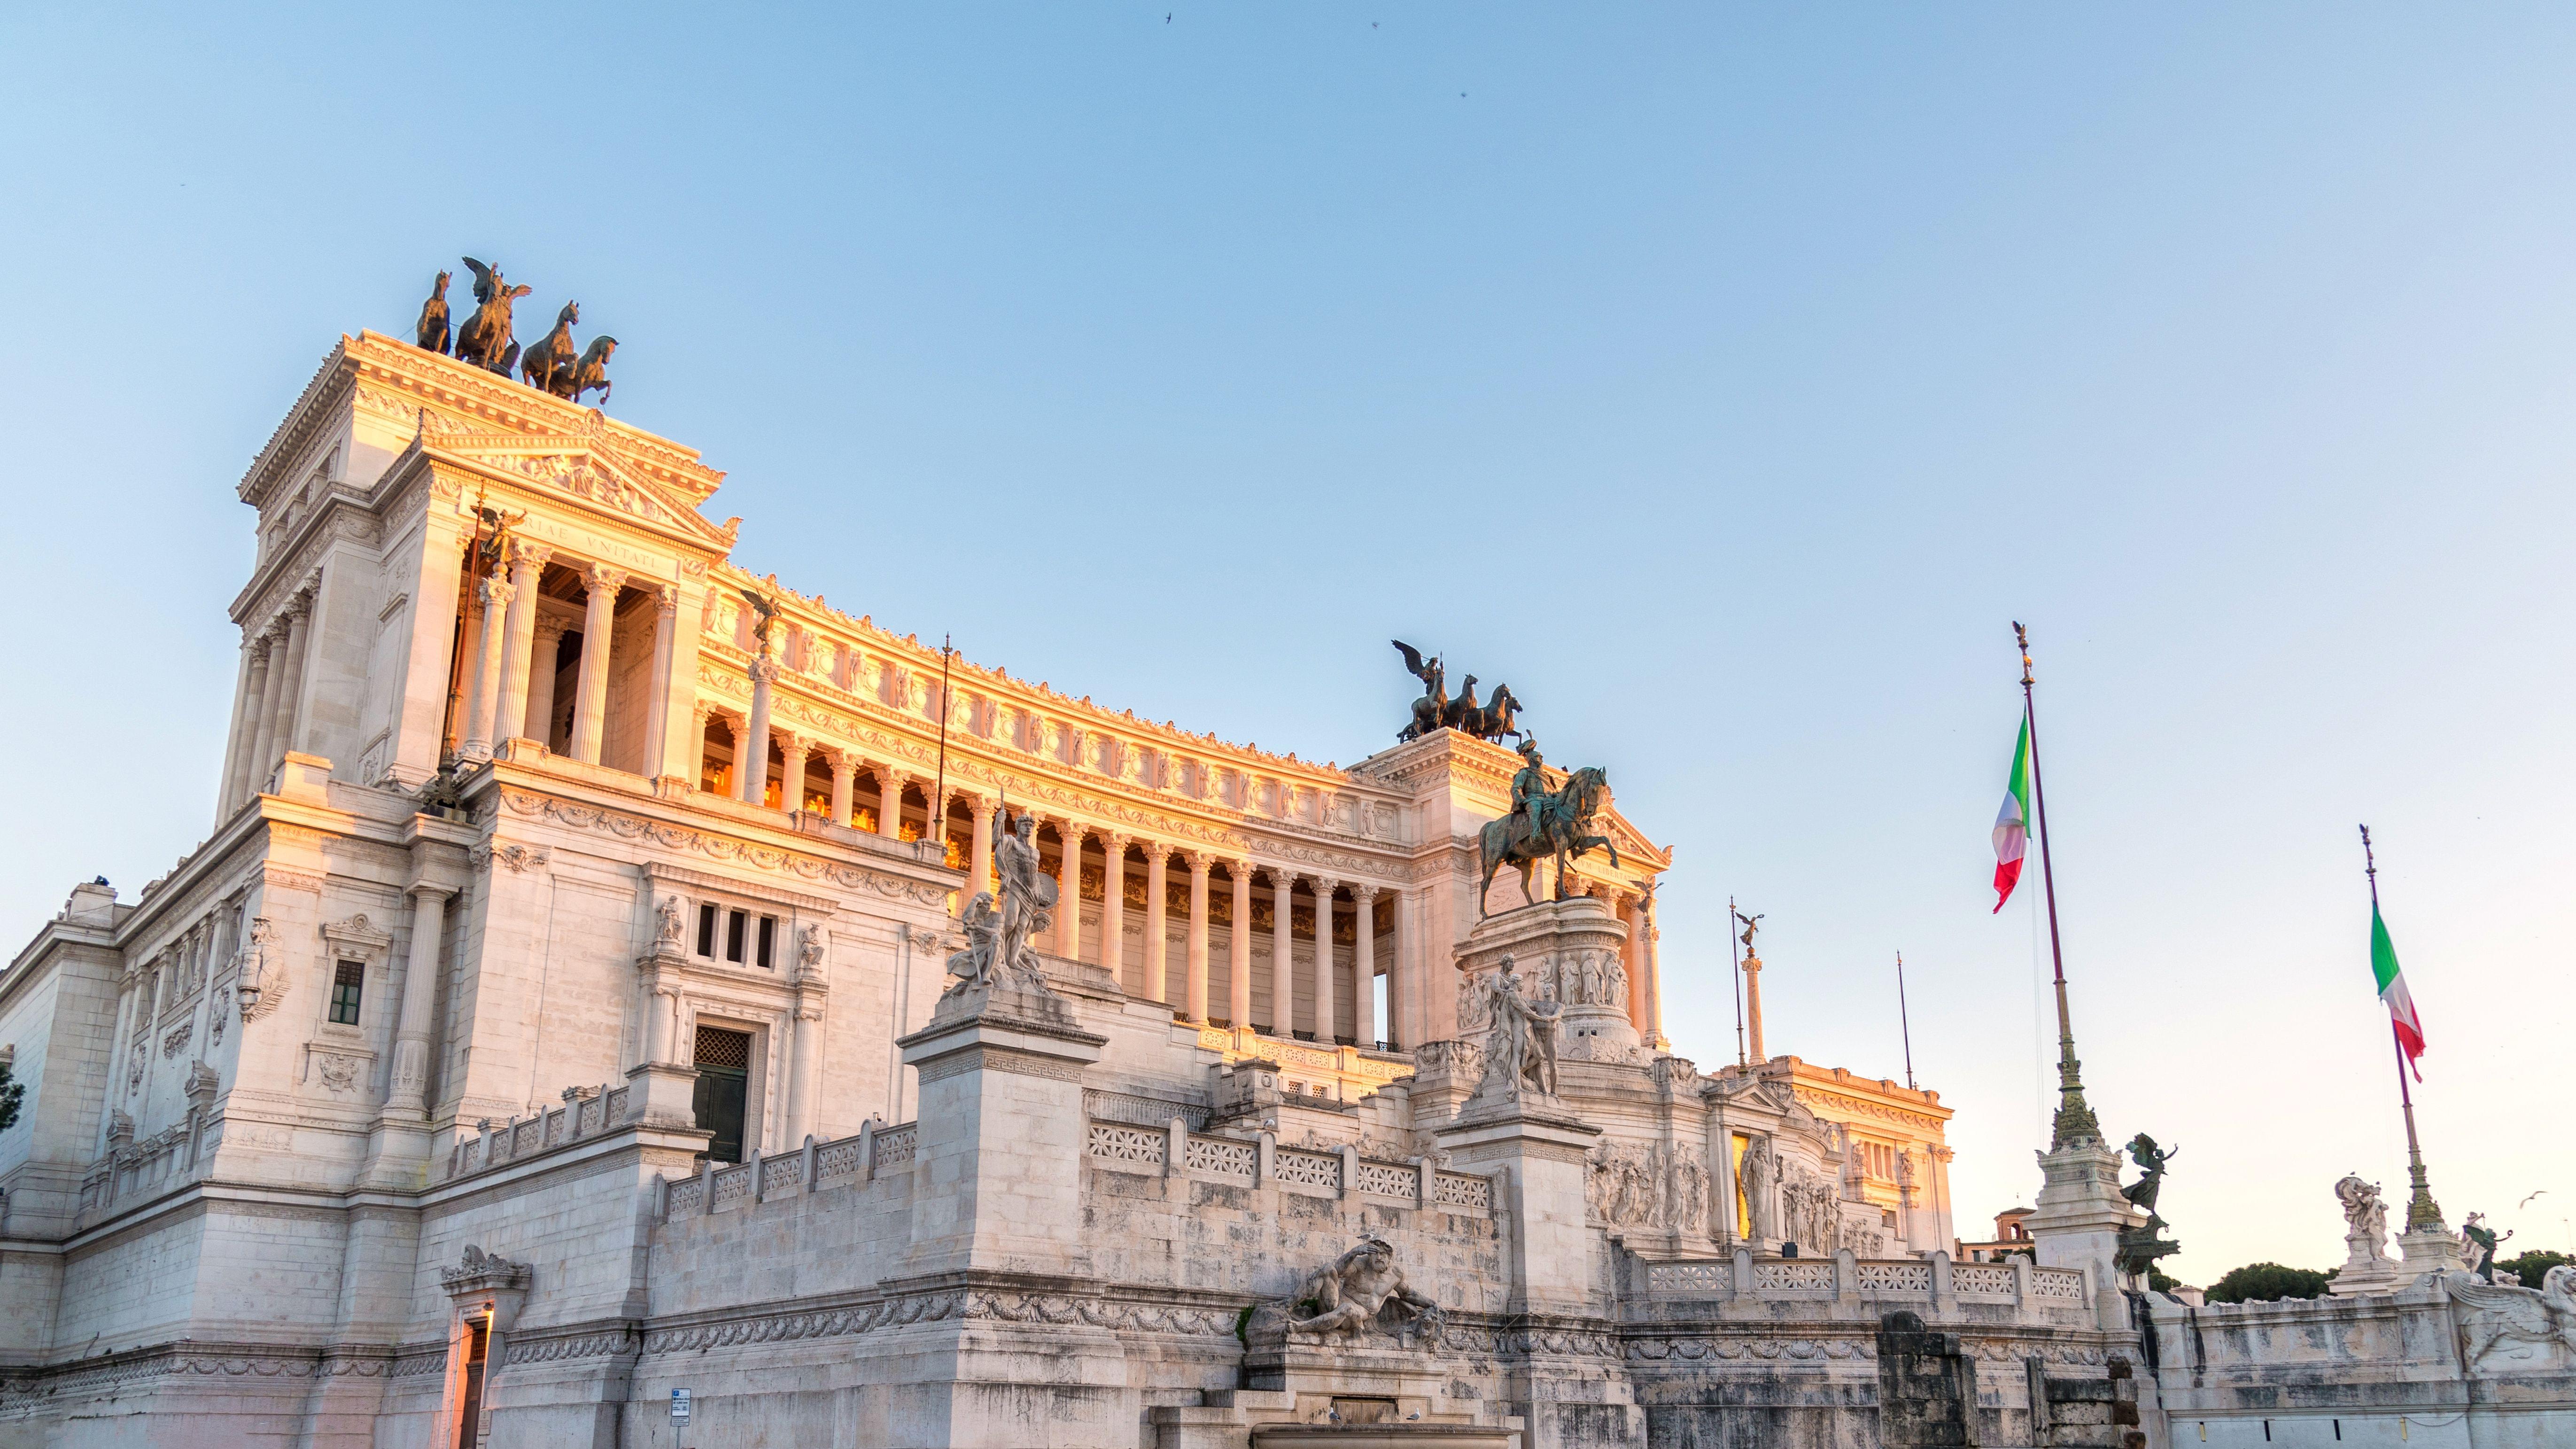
1438;1096;1602;1317
2329;1233;2404;1297
896;981;1107;1277
2025;1139;2140;1332
2392;1226;2468;1285
882;979;1128;1447
1454;896;1639;1066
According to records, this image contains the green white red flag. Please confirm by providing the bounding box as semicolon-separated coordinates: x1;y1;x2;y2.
1991;716;2033;912
2371;903;2426;1079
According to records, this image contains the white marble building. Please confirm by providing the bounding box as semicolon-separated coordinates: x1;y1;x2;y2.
0;330;2133;1449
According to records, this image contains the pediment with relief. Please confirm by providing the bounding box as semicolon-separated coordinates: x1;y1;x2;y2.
425;434;740;549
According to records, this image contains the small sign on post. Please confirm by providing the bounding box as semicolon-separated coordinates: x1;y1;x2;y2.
670;1387;691;1426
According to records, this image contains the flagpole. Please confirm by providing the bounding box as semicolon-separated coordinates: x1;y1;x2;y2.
1729;896;1747;1070
931;634;955;863
1896;951;1916;1091
2017;622;2100;1149
2362;824;2444;1233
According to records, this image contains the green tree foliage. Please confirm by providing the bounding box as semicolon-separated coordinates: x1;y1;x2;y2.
2205;1262;2336;1304
2500;1250;2572;1284
0;1058;22;1133
2147;1266;2181;1293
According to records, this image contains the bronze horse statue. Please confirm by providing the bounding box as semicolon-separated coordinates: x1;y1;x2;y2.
519;301;580;395
563;335;616;405
1478;765;1619;913
454;257;531;374
414;272;451;355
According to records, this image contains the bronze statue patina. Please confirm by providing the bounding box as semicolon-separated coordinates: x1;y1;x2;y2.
519;301;581;396
1391;641;1525;744
738;588;784;653
2460;1212;2514;1283
414;272;452;355
2115;1132;2183;1280
1392;640;1447;741
453;258;532;375
2122;1134;2176;1217
1477;739;1620;913
565;336;616;405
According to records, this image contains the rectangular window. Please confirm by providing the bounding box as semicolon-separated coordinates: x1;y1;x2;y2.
756;916;776;969
457;1314;489;1449
725;910;746;964
328;960;365;1025
696;903;717;958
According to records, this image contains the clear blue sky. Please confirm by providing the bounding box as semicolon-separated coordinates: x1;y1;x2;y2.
5;4;2570;1279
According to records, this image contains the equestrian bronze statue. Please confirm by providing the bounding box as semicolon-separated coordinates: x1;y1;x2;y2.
1477;739;1620;913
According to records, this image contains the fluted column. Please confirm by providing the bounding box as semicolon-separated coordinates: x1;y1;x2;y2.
876;767;906;839
1143;843;1172;1006
264;594;314;767
739;656;778;804
460;579;512;761
490;543;550;747
1228;863;1253;1029
1183;851;1211;1023
1313;877;1340;1044
1351;884;1378;1048
967;794;994;893
1054;821;1085;958
527;617;569;750
687;704;714;790
247;620;290;786
569;563;627;761
1100;833;1130;985
778;733;812;813
1640;887;1665;1044
216;633;263;816
642;585;681;779
1271;870;1297;1036
388;884;452;1116
827;749;855;826
784;1000;822;1145
222;634;273;812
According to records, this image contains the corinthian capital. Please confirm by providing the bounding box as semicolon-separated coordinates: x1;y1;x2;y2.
479;576;516;609
508;540;554;571
585;562;629;594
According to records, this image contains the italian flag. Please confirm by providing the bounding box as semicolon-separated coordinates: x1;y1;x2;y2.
1991;716;2033;912
2372;903;2427;1078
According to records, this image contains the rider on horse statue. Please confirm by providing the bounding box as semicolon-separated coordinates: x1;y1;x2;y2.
1508;739;1553;847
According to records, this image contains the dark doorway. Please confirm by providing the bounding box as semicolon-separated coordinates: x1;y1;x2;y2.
692;1025;752;1163
455;1314;488;1448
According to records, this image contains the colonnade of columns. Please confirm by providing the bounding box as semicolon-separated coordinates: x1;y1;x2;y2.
454;545;682;775
217;582;315;818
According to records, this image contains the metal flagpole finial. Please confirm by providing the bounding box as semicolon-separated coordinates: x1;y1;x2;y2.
2013;621;2033;687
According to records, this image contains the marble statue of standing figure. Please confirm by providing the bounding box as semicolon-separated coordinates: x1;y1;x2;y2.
1739;1136;1777;1243
1480;956;1560;1098
2335;1174;2390;1267
655;894;687;949
988;804;1056;984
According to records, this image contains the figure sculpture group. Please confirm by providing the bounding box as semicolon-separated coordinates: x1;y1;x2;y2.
1391;641;1522;744
1473;957;1560;1100
413;260;616;405
1284;1236;1446;1346
944;804;1058;999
